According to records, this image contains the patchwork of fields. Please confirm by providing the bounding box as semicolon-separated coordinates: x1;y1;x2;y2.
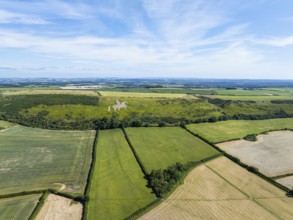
125;127;219;173
0;125;95;194
187;118;293;143
141;157;293;220
87;129;155;220
0;194;41;220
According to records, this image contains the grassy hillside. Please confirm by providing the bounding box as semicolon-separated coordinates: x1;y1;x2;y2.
0;194;41;220
0;125;95;195
187;118;293;143
126;127;219;173
87;129;155;220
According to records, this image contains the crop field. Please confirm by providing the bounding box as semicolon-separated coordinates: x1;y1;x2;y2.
0;125;95;194
277;176;293;189
141;156;293;219
200;94;293;101
99;91;188;98
187;118;293;143
217;131;293;177
2;89;98;96
125;127;219;172
87;129;155;220
0;194;41;220
36;194;82;220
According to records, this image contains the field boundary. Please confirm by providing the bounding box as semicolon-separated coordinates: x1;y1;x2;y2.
272;173;293;180
123;153;223;220
184;127;291;193
28;191;49;220
121;127;149;176
214;128;293;144
82;130;99;220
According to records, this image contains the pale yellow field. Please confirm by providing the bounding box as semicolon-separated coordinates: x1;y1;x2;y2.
0;120;15;129
140;157;292;220
2;90;98;96
99;91;188;98
36;194;82;220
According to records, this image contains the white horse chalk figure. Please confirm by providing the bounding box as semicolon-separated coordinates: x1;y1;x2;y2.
110;99;127;111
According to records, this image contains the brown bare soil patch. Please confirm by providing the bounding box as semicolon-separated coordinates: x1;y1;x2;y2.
36;194;82;220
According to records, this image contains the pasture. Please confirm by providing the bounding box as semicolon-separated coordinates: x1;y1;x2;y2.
125;127;219;173
36;194;82;220
217;131;293;177
0;194;41;220
87;129;155;220
0;125;95;194
187;118;293;143
141;156;293;219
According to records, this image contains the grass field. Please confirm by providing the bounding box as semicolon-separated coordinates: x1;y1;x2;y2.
0;194;41;220
141;156;293;219
87;129;155;220
25;96;220;121
187;118;293;143
0;125;95;195
125;127;219;173
217;131;293;177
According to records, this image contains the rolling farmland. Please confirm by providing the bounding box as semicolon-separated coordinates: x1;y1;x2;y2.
187;118;293;143
0;194;41;220
0;125;95;194
99;91;187;98
141;157;293;219
87;129;155;220
217;131;293;177
125;127;219;172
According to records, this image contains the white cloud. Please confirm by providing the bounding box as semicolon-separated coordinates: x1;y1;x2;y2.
255;36;293;47
0;9;49;24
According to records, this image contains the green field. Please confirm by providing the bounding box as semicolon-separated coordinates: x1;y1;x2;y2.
0;125;95;195
99;91;187;98
25;96;221;121
0;120;15;129
0;194;41;220
125;127;219;173
187;118;293;143
201;95;293;101
87;129;155;220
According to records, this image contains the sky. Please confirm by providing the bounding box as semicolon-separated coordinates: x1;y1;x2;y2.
0;0;293;79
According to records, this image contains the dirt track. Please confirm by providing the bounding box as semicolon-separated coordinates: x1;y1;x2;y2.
36;194;82;220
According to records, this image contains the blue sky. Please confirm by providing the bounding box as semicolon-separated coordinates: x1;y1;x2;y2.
0;0;293;79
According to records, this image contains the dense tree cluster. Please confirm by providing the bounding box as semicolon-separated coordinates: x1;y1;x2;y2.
148;162;197;197
243;134;257;141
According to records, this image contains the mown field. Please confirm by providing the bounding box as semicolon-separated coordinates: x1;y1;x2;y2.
99;91;188;98
0;194;41;220
141;156;293;219
187;118;293;143
87;129;155;220
0;125;95;195
125;127;219;173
